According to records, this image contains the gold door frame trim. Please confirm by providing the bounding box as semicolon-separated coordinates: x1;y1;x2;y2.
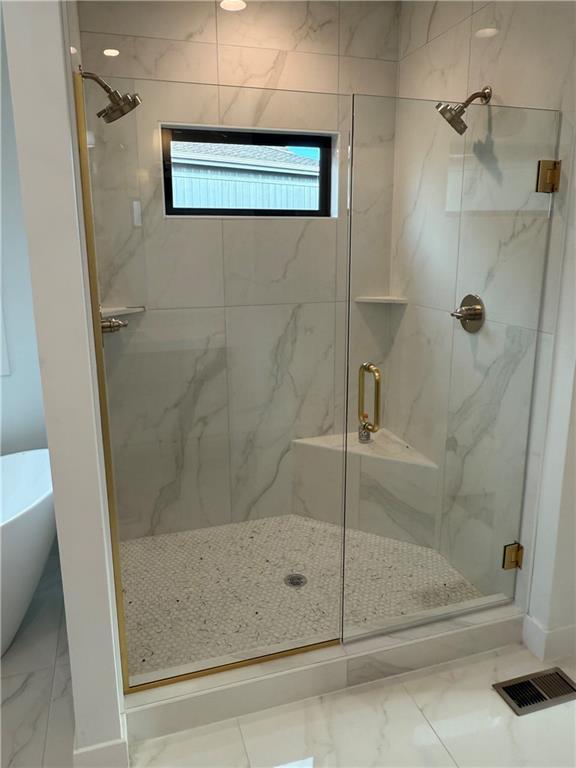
126;639;340;694
72;72;131;694
71;73;341;694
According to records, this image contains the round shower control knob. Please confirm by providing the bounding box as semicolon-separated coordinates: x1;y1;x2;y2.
451;294;485;333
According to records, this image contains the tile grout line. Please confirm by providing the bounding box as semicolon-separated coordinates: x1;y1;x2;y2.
235;715;253;768
397;3;488;65
400;679;461;768
79;30;398;65
40;599;66;767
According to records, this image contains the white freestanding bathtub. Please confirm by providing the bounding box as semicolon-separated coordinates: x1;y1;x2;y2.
1;449;55;655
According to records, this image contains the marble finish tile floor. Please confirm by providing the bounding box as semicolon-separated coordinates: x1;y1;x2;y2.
130;644;576;768
121;515;480;680
1;554;74;768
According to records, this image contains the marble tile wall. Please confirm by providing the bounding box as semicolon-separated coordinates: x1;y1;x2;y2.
80;1;574;609
79;2;400;538
79;1;399;97
381;1;576;598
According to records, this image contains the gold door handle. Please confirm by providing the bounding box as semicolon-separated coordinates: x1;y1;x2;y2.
358;362;381;437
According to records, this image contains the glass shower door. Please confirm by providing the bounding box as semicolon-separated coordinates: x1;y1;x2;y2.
80;76;352;688
343;94;560;640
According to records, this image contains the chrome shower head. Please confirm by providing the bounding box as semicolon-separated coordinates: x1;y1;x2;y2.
80;70;141;123
435;102;468;134
97;90;142;123
435;85;492;134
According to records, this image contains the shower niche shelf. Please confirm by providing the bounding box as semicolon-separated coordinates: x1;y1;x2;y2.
354;296;407;305
100;305;146;319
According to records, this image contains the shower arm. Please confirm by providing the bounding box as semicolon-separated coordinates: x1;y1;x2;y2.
460;86;493;110
80;69;115;96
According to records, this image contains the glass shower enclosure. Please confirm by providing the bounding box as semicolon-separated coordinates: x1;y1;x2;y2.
75;73;560;690
342;95;559;640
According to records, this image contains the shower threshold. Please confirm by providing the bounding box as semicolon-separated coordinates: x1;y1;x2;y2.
120;515;481;687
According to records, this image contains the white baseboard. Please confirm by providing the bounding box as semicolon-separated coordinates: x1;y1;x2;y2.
74;717;129;768
523;615;576;661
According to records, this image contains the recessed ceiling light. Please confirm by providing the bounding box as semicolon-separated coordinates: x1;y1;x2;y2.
220;0;247;11
475;27;499;38
103;48;120;57
70;46;77;55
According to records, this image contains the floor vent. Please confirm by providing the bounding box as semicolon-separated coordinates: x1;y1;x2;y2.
493;667;576;716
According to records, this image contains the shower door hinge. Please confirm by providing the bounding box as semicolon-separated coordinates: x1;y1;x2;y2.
502;541;524;570
536;160;561;193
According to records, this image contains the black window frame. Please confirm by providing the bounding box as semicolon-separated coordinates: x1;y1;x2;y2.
161;126;333;217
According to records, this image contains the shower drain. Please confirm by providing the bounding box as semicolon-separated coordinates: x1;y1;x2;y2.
284;573;307;588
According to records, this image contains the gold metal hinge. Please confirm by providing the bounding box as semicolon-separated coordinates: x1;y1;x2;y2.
502;542;524;570
536;160;561;193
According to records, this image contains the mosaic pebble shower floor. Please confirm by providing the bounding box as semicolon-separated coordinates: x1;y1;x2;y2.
121;515;481;680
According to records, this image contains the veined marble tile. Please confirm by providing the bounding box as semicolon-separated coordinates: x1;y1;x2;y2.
226;302;335;521
456;213;550;329
404;645;576;767
219;85;340;132
332;300;348;433
440;321;537;596
143;212;224;310
80;32;217;84
218;45;339;95
383;304;452;468
398;16;471;101
223;219;337;306
461;105;559;215
350;95;396;299
390;99;464;310
133;79;219;209
399;1;473;60
104;308;231;537
358;453;439;548
131;718;249;767
469;2;575;110
1;669;52;768
456;101;559;330
345;302;391;433
238;680;457;767
339;2;399;61
339;57;397;97
132;79;223;309
113;435;231;539
86;77;146;307
216;1;338;55
78;1;216;43
43;664;74;768
292;435;345;526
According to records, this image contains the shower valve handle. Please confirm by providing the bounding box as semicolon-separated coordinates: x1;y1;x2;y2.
451;295;485;334
450;305;482;320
